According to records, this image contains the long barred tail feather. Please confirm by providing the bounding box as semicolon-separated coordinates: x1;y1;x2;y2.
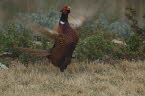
14;47;48;53
30;52;51;56
14;47;51;56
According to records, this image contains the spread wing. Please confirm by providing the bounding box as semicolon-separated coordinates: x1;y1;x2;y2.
27;22;59;40
69;16;85;28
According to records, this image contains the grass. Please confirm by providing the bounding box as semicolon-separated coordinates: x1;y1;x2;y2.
0;59;145;96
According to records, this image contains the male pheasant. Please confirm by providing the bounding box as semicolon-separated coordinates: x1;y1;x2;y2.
49;6;79;71
16;6;79;72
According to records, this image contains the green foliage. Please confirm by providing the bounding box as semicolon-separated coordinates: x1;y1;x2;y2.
18;53;32;66
0;24;33;53
18;53;43;66
41;37;54;50
1;8;145;64
112;35;144;59
0;9;59;64
0;24;34;65
125;35;143;52
75;30;114;60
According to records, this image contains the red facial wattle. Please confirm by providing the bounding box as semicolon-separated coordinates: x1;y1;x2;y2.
62;9;67;14
62;6;69;14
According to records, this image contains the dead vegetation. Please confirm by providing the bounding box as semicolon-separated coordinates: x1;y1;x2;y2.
0;60;145;96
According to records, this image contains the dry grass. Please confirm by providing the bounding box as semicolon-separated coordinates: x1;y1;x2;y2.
0;60;145;96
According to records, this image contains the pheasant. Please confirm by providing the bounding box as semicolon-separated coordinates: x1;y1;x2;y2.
49;6;79;71
15;6;81;72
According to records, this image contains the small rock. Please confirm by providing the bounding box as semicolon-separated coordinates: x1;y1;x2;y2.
0;62;9;69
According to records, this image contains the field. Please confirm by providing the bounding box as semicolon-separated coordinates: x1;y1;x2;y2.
0;60;145;96
0;0;145;96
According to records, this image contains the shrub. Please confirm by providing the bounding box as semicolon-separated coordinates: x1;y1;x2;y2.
75;30;114;60
113;35;144;60
0;9;60;64
125;35;143;52
0;24;33;52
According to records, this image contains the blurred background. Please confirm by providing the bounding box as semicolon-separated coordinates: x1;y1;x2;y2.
0;0;145;64
0;0;145;23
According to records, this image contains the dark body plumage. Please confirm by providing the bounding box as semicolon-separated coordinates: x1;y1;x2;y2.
50;23;78;72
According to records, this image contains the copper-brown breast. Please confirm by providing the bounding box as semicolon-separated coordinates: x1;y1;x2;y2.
50;23;78;68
